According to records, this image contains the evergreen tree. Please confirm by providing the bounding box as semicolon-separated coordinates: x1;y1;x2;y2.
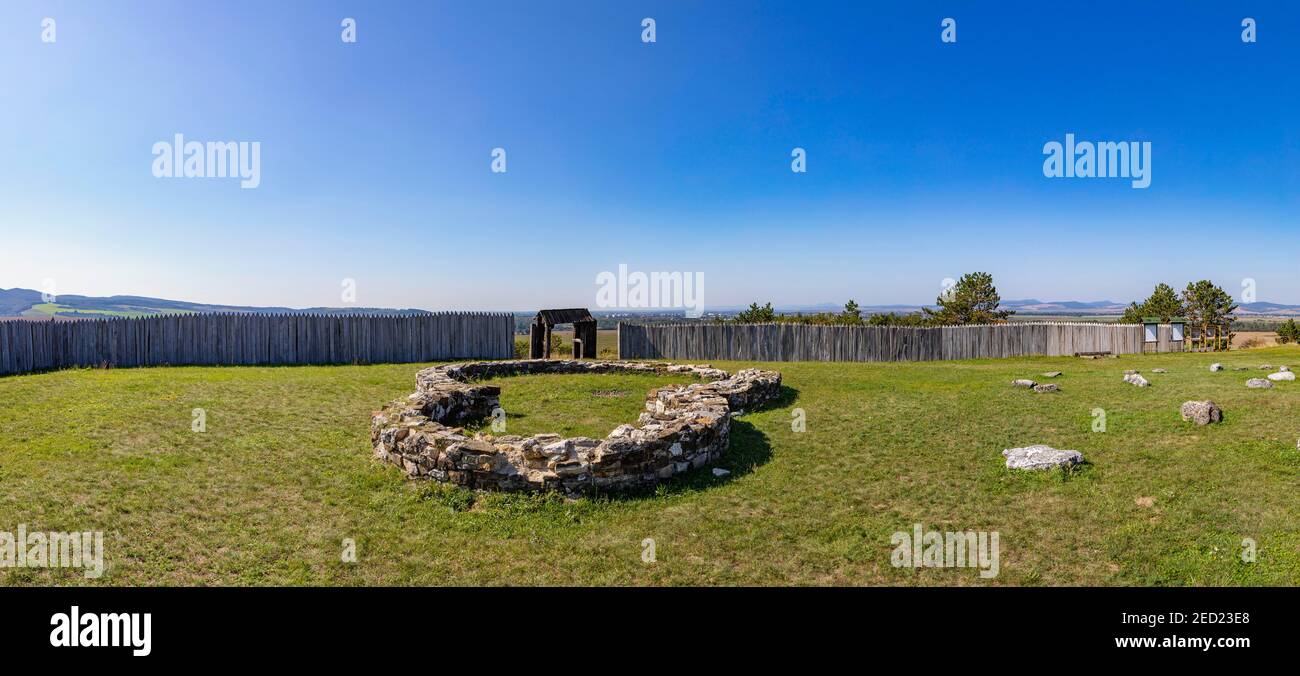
734;302;776;323
841;300;863;325
922;272;1014;325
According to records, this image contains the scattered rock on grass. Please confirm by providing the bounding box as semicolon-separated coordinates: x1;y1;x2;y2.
1259;365;1272;370
1280;365;1291;372
1268;371;1296;382
711;468;730;477
1246;378;1273;389
1042;371;1062;378
1151;368;1168;373
1033;384;1059;393
1210;363;1223;372
1180;400;1223;426
1123;373;1150;387
1012;379;1037;388
1002;445;1083;470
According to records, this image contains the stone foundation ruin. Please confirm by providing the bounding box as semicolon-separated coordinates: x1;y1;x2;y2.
371;360;782;495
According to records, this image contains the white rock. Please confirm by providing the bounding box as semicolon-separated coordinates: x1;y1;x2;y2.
1123;373;1150;387
1246;378;1274;389
1267;371;1296;382
1210;363;1223;372
711;468;730;477
1002;445;1084;470
540;440;571;458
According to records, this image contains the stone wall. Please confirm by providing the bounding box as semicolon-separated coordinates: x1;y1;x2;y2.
371;359;782;496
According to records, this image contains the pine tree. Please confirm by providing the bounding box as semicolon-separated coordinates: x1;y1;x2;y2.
923;272;1014;325
841;300;863;325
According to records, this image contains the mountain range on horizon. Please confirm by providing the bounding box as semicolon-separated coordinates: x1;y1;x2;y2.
0;287;434;319
5;287;1300;320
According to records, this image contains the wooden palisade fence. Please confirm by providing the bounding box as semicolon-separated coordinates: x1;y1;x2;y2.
618;322;1146;362
0;312;515;376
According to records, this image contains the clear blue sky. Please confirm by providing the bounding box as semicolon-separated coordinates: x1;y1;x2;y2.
2;1;1297;310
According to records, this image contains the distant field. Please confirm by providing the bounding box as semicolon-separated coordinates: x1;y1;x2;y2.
2;346;1299;586
522;329;619;357
1233;331;1280;349
21;303;193;319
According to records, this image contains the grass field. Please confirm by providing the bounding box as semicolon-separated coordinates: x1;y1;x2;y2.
2;347;1299;586
21;303;193;319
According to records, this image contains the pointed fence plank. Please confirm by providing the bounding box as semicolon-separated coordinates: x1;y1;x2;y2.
618;321;1147;362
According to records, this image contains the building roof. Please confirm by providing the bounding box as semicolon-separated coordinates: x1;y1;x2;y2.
534;308;595;325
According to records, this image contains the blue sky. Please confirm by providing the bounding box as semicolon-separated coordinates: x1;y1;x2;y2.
2;1;1297;311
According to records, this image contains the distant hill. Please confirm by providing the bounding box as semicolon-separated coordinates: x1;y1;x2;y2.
0;288;43;316
0;288;433;319
7;287;1300;320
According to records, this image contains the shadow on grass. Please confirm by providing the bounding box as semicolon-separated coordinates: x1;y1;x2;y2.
592;384;801;502
995;458;1094;486
418;385;801;514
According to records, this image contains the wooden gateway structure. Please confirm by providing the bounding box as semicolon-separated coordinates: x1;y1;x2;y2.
530;308;598;359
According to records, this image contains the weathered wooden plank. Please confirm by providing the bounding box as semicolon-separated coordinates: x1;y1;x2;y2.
617;321;1146;363
0;312;514;376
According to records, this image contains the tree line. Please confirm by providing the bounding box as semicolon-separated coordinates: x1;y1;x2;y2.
1119;281;1238;351
733;274;1280;354
732;272;1014;327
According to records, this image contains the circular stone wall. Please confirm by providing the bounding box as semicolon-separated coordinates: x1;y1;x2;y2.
370;359;782;495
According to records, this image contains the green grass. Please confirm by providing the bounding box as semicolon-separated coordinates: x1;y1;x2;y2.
22;303;192;318
2;347;1299;586
463;371;685;438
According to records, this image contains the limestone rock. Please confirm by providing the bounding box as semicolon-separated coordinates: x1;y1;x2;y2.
1002;445;1083;470
1033;384;1059;393
1042;371;1062;378
1012;379;1037;388
1267;371;1296;382
1246;378;1273;389
1151;368;1168;373
1180;400;1222;426
1210;363;1223;372
1123;373;1150;387
373;359;781;495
